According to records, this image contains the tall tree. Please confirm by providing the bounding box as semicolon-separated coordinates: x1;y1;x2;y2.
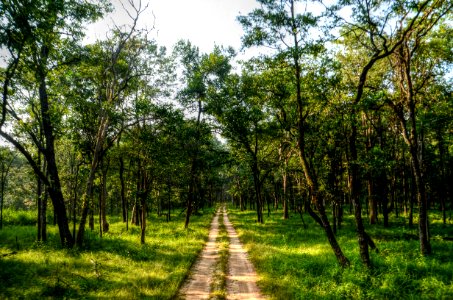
239;0;350;267
74;0;165;246
335;0;452;258
386;9;452;255
0;0;107;247
208;69;274;223
174;41;231;228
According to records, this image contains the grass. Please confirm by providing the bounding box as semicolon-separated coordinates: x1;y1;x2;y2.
1;208;40;226
210;211;229;300
0;207;216;299
227;206;453;299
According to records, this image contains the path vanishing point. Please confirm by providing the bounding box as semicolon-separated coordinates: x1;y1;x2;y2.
178;207;264;300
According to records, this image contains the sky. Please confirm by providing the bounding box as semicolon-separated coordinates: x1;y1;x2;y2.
85;0;261;54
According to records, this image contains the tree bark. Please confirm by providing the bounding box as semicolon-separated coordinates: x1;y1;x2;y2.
391;41;431;255
350;111;372;268
76;113;109;246
140;172;149;244
289;0;348;267
281;148;289;220
100;159;109;233
72;163;80;239
119;157;127;223
37;153;42;241
251;159;263;224
38;60;73;247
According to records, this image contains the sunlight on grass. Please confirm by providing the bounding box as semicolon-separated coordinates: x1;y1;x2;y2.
227;206;453;300
0;208;216;299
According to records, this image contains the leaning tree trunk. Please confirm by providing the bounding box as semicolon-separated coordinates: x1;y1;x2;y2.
291;33;349;266
392;41;431;255
76;113;109;247
38;68;73;248
298;142;350;268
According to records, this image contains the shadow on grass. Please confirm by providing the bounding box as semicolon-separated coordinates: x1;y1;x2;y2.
227;207;453;299
0;208;216;299
0;256;184;299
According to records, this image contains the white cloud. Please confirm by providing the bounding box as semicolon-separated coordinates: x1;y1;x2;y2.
84;0;259;53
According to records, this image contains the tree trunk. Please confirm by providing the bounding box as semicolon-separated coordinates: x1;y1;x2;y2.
76;113;109;246
251;160;263;224
378;176;390;228
185;166;196;228
319;204;349;266
167;181;172;222
287;0;348;266
298;139;349;267
410;144;431;254
38;64;73;247
140;172;149;244
393;39;432;255
437;131;447;226
283;168;289;220
349;119;371;268
100;160;109;233
120;157;127;223
409;172;415;227
98;186;102;238
41;188;48;242
131;202;137;225
132;162;141;226
72;163;80;239
368;176;378;225
89;199;94;231
37;154;42;241
141;195;146;244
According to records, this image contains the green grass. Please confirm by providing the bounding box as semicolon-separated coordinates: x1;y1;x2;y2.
1;208;39;226
227;206;453;299
0;207;216;299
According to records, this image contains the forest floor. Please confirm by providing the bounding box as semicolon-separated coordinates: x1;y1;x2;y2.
227;207;453;299
0;208;216;299
178;206;264;299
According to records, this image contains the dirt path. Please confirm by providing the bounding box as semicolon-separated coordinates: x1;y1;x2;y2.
223;208;263;300
178;207;264;300
178;211;220;300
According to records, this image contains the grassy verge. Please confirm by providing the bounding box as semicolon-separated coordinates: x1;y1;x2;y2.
227;206;453;299
210;211;229;300
0;207;215;299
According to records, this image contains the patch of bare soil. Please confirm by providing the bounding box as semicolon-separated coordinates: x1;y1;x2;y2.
178;207;264;300
178;210;220;300
223;209;264;300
